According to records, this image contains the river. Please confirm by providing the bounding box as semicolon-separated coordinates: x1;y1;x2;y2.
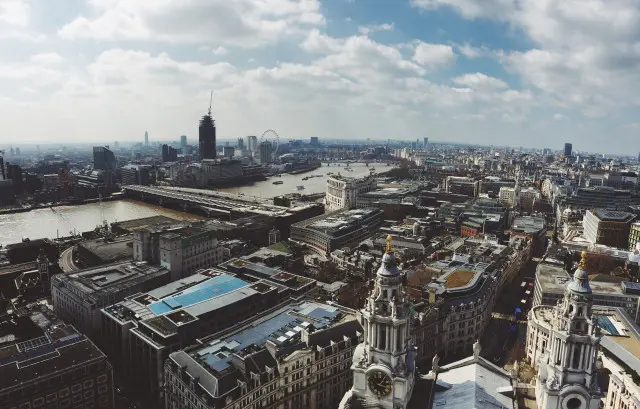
0;162;390;246
0;200;203;247
219;162;390;197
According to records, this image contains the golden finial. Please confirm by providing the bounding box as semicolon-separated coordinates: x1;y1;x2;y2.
386;235;393;254
579;250;588;269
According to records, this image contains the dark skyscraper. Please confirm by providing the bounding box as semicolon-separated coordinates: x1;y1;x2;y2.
564;142;572;157
199;92;216;160
180;135;187;148
93;146;117;171
161;144;178;162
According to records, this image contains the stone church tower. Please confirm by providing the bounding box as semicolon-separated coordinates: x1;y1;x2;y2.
339;236;417;409
535;251;602;409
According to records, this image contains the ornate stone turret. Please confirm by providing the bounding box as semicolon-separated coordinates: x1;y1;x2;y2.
37;247;50;292
535;250;602;409
340;235;416;409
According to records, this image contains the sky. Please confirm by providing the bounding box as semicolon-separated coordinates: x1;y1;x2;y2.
0;0;639;154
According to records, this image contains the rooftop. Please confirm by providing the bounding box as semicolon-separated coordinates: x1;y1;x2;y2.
302;208;382;235
444;269;476;288
591;209;636;222
536;262;638;296
0;301;106;391
54;261;169;299
511;216;546;234
77;235;133;262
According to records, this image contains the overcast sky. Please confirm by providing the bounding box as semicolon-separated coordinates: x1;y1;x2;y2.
0;0;639;153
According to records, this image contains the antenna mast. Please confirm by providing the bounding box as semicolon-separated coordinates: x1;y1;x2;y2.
208;90;213;116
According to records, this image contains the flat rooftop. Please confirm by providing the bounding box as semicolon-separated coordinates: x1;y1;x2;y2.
192;301;352;374
512;216;545;233
303;208;381;235
0;302;106;391
111;215;184;232
536;262;638;296
78;235;133;262
57;261;169;296
592;209;635;222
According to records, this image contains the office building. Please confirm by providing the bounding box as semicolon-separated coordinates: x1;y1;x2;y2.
101;269;286;403
145;130;149;146
310;136;319;145
199;108;217;160
556;186;640;216
93;146;117;172
162;144;178;162
498;186;517;207
259;140;273;164
423;137;428;147
0;301;114;409
222;145;234;158
164;300;359;409
325;174;377;210
564;142;572;157
51;261;171;339
180;135;187;148
290;208;383;255
444;176;480;198
526;252;602;409
121;164;154;185
583;209;635;249
630;222;640;250
533;259;640;323
247;135;258;156
134;224;223;280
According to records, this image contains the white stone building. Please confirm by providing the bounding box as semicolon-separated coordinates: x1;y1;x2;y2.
325;174;376;211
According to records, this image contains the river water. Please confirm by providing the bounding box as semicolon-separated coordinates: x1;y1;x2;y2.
0;200;203;246
219;162;390;197
0;162;390;246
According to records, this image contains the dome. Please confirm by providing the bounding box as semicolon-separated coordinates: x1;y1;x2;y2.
568;251;592;294
377;235;400;276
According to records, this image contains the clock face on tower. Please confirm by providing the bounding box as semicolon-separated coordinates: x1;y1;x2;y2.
368;370;392;398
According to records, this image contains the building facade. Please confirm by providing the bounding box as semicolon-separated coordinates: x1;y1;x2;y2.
163;300;360;409
583;209;635;249
325;175;377;211
51;261;170;339
629;222;640;250
290;208;383;255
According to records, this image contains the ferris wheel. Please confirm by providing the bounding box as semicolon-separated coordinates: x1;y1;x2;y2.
260;129;280;155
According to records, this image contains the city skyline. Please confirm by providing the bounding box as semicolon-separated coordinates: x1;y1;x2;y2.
0;0;639;153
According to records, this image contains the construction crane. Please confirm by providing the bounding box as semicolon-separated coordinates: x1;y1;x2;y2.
208;90;213;116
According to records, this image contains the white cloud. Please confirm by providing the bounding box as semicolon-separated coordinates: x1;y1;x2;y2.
412;42;456;70
358;23;394;35
413;0;640;117
0;0;29;27
452;73;508;90
58;0;325;47
553;113;567;120
30;53;66;65
212;46;228;56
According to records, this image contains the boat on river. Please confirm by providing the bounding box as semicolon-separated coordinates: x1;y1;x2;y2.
295;185;305;191
272;181;284;185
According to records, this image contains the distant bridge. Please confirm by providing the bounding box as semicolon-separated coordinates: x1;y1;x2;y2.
122;185;295;218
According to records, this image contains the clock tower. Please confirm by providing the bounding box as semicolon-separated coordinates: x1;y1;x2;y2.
340;236;417;409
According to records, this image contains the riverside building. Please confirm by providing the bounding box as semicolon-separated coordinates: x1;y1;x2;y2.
325;174;376;211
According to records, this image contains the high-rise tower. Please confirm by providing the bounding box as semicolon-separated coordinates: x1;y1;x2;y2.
199;91;216;160
535;251;602;409
339;236;417;409
145;131;149;147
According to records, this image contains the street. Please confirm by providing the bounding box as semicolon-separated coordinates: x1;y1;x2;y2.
59;246;79;273
480;257;538;366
